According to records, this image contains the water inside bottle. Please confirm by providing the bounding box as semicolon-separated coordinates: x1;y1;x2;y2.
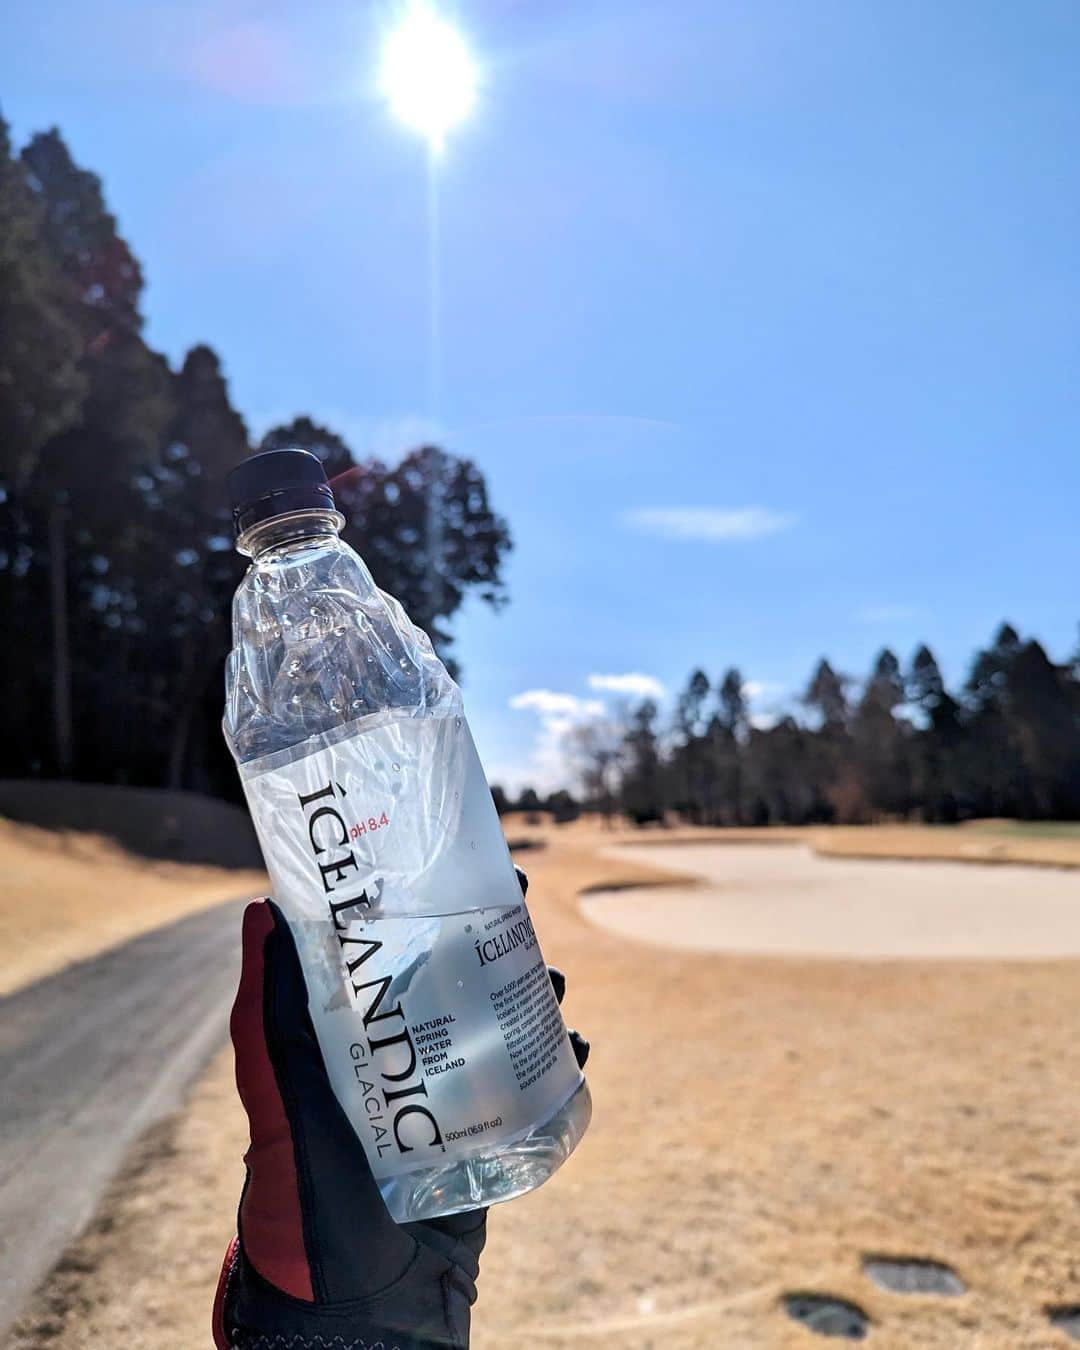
224;504;590;1221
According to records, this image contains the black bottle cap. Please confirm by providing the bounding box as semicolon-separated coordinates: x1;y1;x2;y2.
228;448;338;536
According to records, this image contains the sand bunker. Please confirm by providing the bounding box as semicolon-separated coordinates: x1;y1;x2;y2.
585;842;1080;959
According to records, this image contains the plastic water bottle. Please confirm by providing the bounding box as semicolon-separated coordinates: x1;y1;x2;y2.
223;449;591;1222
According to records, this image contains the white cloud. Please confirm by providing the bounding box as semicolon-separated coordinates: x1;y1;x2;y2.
749;711;781;731
741;679;783;702
509;690;605;719
742;681;786;731
509;689;606;792
856;604;925;624
587;672;666;700
620;506;797;542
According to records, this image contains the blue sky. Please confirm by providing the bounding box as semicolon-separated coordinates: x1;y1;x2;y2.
3;0;1079;790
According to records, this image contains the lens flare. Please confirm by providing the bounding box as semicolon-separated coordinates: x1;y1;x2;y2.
379;5;477;150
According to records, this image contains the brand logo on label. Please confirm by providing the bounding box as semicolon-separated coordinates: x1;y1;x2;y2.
296;779;369;904
474;914;537;967
298;779;444;1159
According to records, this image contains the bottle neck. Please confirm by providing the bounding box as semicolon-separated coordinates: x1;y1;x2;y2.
237;508;345;559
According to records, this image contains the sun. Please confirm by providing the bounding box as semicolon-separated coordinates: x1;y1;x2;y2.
379;4;478;151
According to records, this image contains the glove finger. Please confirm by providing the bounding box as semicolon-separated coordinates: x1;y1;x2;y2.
408;1207;487;1242
569;1029;590;1069
232;899;315;1300
404;1208;488;1287
547;964;566;1004
233;899;414;1303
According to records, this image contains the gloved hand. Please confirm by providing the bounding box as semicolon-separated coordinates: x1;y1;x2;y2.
213;870;589;1350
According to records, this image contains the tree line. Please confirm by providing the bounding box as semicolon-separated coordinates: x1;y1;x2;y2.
510;624;1080;826
0;117;511;800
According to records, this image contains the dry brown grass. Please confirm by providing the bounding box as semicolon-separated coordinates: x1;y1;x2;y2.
506;810;1080;870
10;822;1080;1348
810;821;1080;870
0;818;265;997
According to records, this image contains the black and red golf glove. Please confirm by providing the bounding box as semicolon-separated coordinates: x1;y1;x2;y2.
213;873;588;1349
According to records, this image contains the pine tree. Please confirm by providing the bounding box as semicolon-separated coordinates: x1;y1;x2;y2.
19;128;173;777
743;716;821;824
804;658;849;730
1004;640;1080;818
718;668;748;736
670;669;710;822
148;346;250;789
801;658;854;821
257;430;512;677
675;668;710;740
0;117;85;489
907;645;964;821
620;699;664;825
21;128;143;337
853;649;910;818
0;117;87;779
964;623;1024;815
713;667;747;824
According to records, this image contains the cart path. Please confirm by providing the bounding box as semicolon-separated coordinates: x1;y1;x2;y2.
0;897;246;1335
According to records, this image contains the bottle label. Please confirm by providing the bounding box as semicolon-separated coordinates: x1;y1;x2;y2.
239;713;584;1182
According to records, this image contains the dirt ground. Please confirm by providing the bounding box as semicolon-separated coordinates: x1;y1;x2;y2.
0;818;265;997
10;821;1080;1348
